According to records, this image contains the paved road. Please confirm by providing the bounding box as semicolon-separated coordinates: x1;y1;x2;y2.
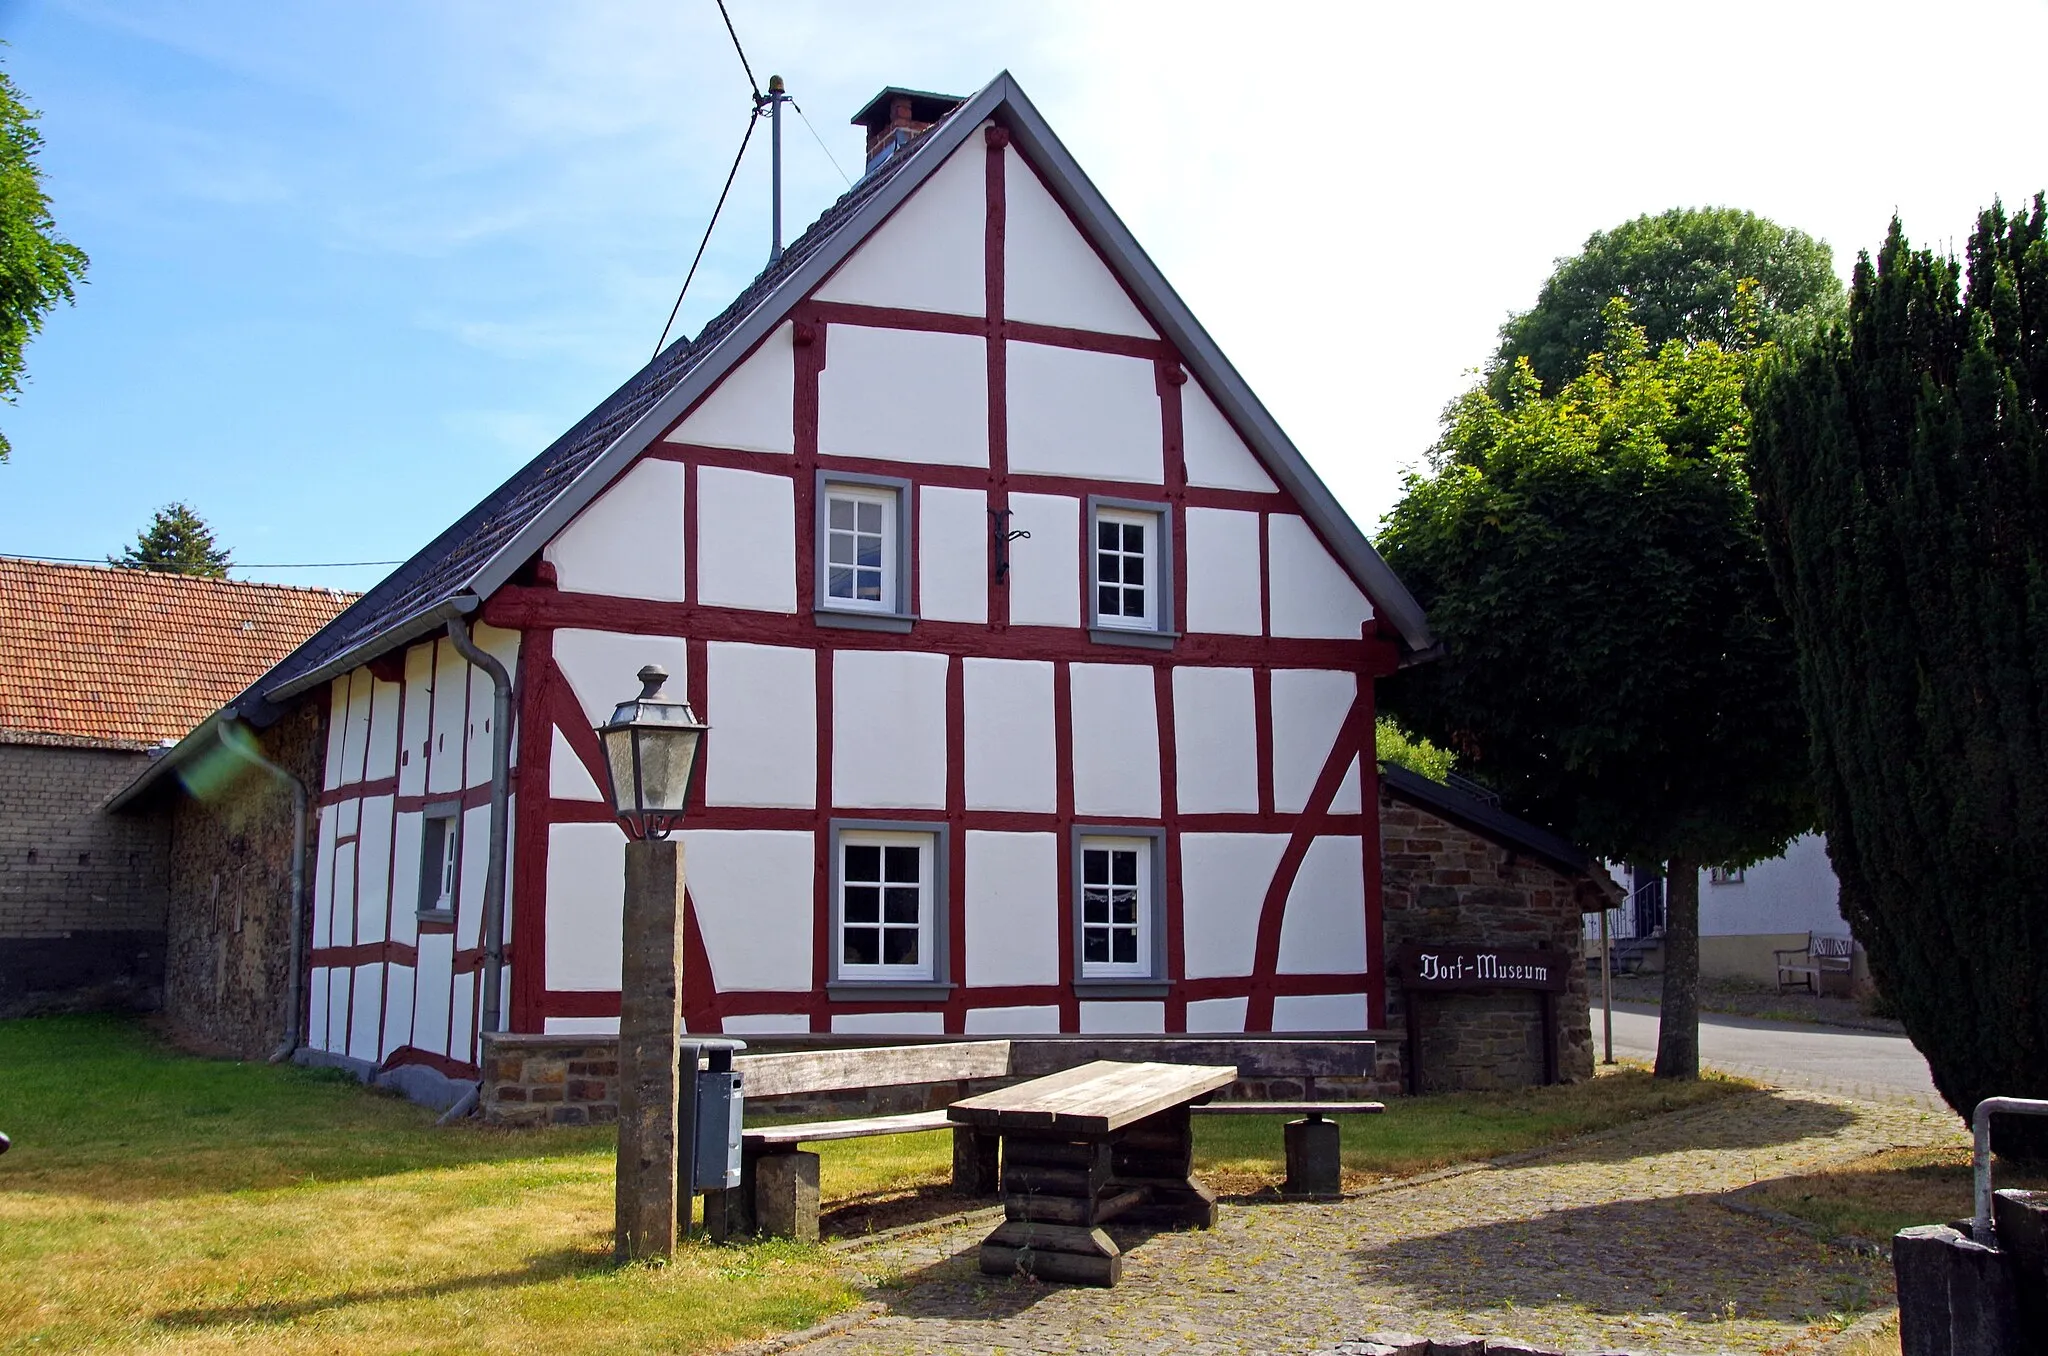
1592;1000;1944;1106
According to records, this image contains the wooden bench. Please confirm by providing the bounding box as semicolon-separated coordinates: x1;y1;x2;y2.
709;1035;1380;1241
1775;933;1855;994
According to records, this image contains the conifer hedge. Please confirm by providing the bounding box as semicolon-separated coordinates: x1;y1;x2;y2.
1750;197;2048;1149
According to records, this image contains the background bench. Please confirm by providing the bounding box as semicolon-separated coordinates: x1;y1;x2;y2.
1776;932;1854;994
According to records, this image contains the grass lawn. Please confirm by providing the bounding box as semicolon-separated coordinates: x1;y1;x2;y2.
1742;1142;2048;1246
2;1016;1747;1353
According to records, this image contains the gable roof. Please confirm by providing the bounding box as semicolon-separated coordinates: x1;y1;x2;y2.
224;71;1435;726
0;558;355;749
1379;760;1615;894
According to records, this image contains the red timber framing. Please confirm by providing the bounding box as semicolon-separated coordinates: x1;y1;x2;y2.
475;124;1399;1044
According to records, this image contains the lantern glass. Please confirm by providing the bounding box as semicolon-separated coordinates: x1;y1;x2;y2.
596;665;708;835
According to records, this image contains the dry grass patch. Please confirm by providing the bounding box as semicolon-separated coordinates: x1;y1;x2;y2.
1742;1142;2048;1247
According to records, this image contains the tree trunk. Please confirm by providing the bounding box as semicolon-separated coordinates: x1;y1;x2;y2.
1655;858;1700;1080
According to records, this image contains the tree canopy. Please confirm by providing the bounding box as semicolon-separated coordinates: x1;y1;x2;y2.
0;61;88;462
1749;197;2048;1150
1379;302;1814;1076
1375;716;1456;783
1491;207;1841;399
112;503;233;577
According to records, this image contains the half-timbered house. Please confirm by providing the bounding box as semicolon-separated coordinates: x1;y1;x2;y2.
126;74;1437;1080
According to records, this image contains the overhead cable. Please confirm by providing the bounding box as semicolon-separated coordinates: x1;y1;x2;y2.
792;99;852;188
653;111;757;359
714;0;761;100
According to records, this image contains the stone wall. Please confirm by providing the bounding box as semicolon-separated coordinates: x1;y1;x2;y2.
1380;793;1598;1092
162;700;326;1059
0;740;170;1016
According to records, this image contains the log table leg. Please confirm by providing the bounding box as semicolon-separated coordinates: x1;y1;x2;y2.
1111;1105;1218;1229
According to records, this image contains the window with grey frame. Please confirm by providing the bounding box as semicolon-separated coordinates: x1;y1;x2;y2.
815;472;914;630
828;820;950;991
417;805;461;919
1087;496;1175;645
1071;827;1168;987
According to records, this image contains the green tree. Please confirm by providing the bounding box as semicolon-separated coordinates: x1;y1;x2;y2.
1375;716;1457;783
1492;207;1840;399
1379;304;1814;1079
1748;197;2048;1151
112;502;233;577
0;61;89;461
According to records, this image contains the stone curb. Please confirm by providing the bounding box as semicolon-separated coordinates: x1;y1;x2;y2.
718;1302;887;1356
827;1203;1005;1256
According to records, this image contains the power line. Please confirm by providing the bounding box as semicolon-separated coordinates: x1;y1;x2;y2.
714;0;761;100
8;552;400;569
654;111;757;359
791;99;852;188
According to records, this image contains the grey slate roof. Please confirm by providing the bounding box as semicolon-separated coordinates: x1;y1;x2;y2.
1379;761;1604;884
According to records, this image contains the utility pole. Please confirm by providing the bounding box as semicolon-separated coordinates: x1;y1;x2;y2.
759;75;790;265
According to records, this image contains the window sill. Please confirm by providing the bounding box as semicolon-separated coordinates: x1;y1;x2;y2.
826;981;954;1002
416;909;456;930
1072;979;1171;998
1088;626;1179;651
814;608;916;634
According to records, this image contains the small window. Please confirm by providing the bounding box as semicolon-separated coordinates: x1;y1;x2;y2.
815;473;913;629
1709;865;1746;885
418;806;460;917
1087;498;1174;644
1073;829;1165;983
832;825;943;984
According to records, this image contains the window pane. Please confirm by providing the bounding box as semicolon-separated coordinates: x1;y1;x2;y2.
828;535;854;565
1098;585;1121;617
857;570;882;602
844;886;879;923
1122;522;1144;552
1082;849;1107;884
1083;886;1108;923
883;845;920;883
843;928;880;966
1111;850;1137;886
1123;587;1144;615
830;499;854;530
1113;931;1137;964
857;538;883;569
882;930;920;965
1112;889;1137;924
1125;556;1144;586
857;500;882;533
1099;553;1121;585
1083;929;1108;962
844;844;881;881
1098;521;1119;550
827;566;854;599
883;886;919;924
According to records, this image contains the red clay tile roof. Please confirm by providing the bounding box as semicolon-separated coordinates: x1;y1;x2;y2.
0;558;357;748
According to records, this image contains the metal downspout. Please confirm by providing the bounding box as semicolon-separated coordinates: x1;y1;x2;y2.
447;616;514;1038
216;718;309;1064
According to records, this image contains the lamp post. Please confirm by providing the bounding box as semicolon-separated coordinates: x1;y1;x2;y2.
597;664;708;1262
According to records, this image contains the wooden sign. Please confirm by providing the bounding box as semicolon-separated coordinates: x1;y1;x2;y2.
1398;944;1568;992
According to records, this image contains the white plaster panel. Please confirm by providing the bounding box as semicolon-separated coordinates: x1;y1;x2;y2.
1271;668;1356;814
1181;380;1277;492
381;964;415;1060
1268;514;1374;639
543;458;687;602
1184;507;1264;636
1171;667;1258;814
965;832;1060;987
552;629;692;732
831;649;949;810
1699;833;1846;936
312;809;338;950
366;677;402;782
1271;992;1368;1032
458;803;490;950
1079;1001;1166;1034
389;811;423;946
464;661;495;789
722;1014;810;1035
450;972;476;1066
831;1012;948;1035
333;796;360;841
706;643;816;809
323;680;348;791
696;467;797;612
348;965;384;1064
964;660;1056;812
918;485;988;624
1277;836;1367;975
1006;343;1162;483
668;322;794;453
330;842;357;948
1069;663;1160;818
1179;833;1288;978
678;829;814;991
412;932;453;1055
544;1016;621;1036
340;668;373;787
550;727;603;802
398;642;434;797
1184;996;1249;1034
426;639;468;796
1005;493;1079;628
816;135;985;316
324;967;350;1054
964;1005;1062;1035
818;325;988;465
1331;756;1362;816
1003;147;1156;338
545;822;625;991
307;968;330;1049
354;795;394;946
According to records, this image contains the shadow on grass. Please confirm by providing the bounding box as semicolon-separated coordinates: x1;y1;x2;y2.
1507;1088;1857;1168
852;1217;1196;1323
821;1184;988;1241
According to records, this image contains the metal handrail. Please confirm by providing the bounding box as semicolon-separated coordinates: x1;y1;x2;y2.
1974;1096;2048;1243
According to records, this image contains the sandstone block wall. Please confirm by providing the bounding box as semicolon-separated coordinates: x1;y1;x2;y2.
0;741;170;1016
1380;794;1597;1091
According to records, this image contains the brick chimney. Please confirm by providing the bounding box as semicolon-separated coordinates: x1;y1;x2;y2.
850;87;965;177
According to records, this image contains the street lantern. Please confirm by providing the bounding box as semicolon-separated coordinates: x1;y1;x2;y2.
597;664;707;839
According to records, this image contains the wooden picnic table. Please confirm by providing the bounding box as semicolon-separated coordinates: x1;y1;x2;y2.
947;1058;1237;1286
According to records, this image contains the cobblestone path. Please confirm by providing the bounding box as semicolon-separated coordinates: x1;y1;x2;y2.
795;1090;1959;1356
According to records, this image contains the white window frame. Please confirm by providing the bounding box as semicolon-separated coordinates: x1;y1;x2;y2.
1709;865;1746;886
815;472;914;631
417;803;461;919
1087;496;1175;647
831;825;941;984
1072;828;1167;987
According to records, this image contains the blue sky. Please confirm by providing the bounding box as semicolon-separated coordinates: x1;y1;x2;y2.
3;1;2046;592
